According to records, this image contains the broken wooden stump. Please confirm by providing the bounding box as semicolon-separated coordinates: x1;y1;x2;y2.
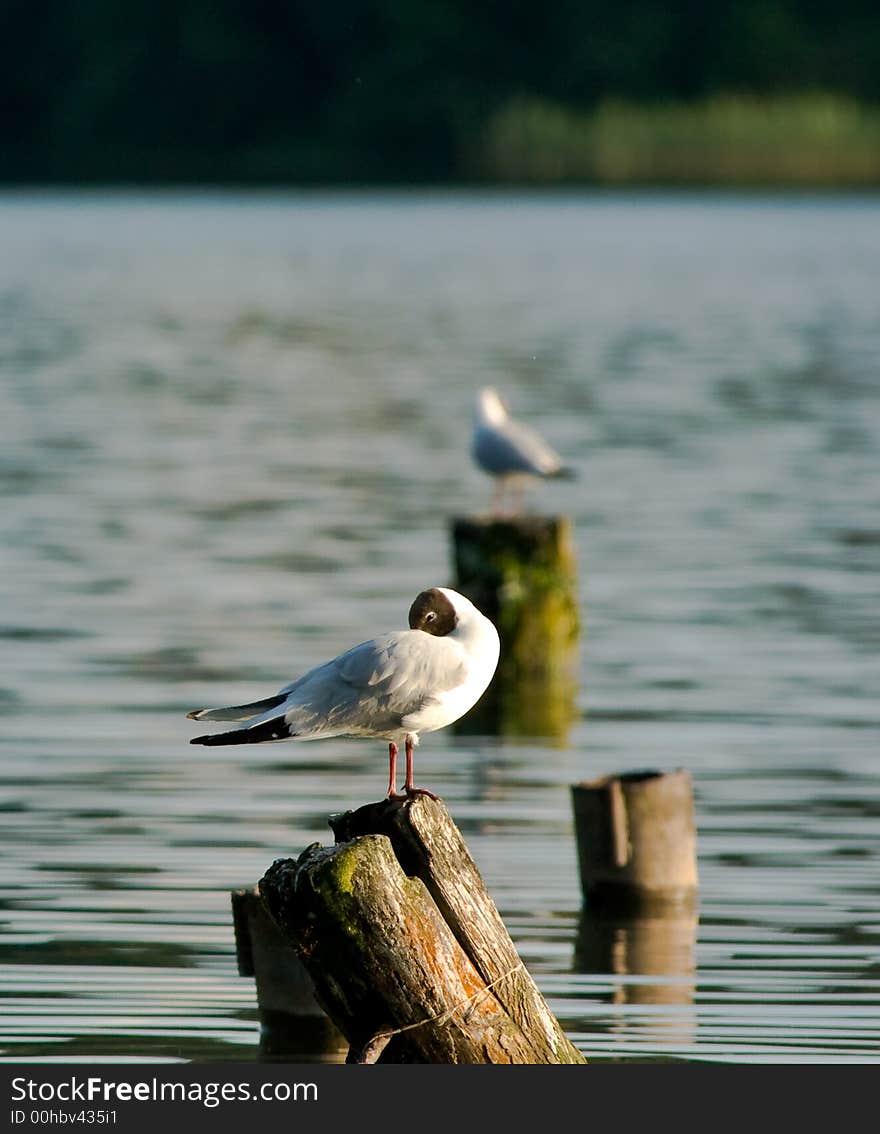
256;795;586;1065
571;771;698;1042
571;769;699;910
451;515;580;739
231;886;347;1060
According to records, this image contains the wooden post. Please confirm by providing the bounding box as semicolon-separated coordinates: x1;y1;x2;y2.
451;515;579;678
256;796;586;1065
570;770;699;909
450;515;580;739
231;887;348;1060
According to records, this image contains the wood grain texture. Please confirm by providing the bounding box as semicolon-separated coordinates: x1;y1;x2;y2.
259;796;586;1064
571;769;699;908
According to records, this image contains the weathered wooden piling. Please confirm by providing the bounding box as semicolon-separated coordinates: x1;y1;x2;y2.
231;886;347;1060
570;770;699;909
571;771;698;1039
451;515;580;738
254;795;586;1064
451;516;580;679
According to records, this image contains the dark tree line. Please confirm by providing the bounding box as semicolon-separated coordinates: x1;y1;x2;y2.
1;0;878;182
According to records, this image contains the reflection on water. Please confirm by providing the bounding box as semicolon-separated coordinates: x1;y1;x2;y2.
231;889;347;1063
454;667;579;744
1;192;879;1063
574;902;698;1048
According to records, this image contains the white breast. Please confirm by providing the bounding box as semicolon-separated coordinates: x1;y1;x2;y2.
402;617;500;736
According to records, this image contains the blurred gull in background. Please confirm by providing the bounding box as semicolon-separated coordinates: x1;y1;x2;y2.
472;386;576;515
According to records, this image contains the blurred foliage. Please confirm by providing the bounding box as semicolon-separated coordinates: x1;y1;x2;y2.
1;0;880;183
479;95;880;185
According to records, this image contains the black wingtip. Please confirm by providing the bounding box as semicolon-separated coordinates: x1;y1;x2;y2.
189;717;293;746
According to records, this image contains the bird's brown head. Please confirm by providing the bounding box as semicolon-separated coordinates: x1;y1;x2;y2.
408;588;459;637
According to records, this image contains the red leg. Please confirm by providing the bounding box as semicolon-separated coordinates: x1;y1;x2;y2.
404;734;439;800
386;741;399;799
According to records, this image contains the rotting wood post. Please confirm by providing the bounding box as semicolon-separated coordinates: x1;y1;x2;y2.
451;515;580;679
450;515;580;738
256;795;586;1065
570;770;699;910
231;886;347;1060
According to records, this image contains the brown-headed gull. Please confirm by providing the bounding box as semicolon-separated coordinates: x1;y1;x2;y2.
187;587;500;800
472;386;575;514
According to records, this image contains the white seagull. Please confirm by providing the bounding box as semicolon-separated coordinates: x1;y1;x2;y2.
186;587;500;800
472;386;575;515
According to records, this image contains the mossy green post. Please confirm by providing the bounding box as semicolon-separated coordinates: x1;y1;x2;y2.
256;796;587;1064
451;515;580;738
452;515;579;676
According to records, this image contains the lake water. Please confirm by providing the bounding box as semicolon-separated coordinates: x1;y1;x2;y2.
1;191;878;1064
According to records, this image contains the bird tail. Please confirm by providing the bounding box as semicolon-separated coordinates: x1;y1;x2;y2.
190;715;293;746
185;693;287;723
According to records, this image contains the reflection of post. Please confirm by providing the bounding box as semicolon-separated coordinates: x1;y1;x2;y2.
570;770;698;907
450;515;579;741
574;903;698;1007
570;770;699;1047
231;887;348;1062
573;902;698;1047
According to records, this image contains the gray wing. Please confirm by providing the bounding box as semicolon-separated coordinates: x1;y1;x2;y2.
472;419;563;477
263;630;467;738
